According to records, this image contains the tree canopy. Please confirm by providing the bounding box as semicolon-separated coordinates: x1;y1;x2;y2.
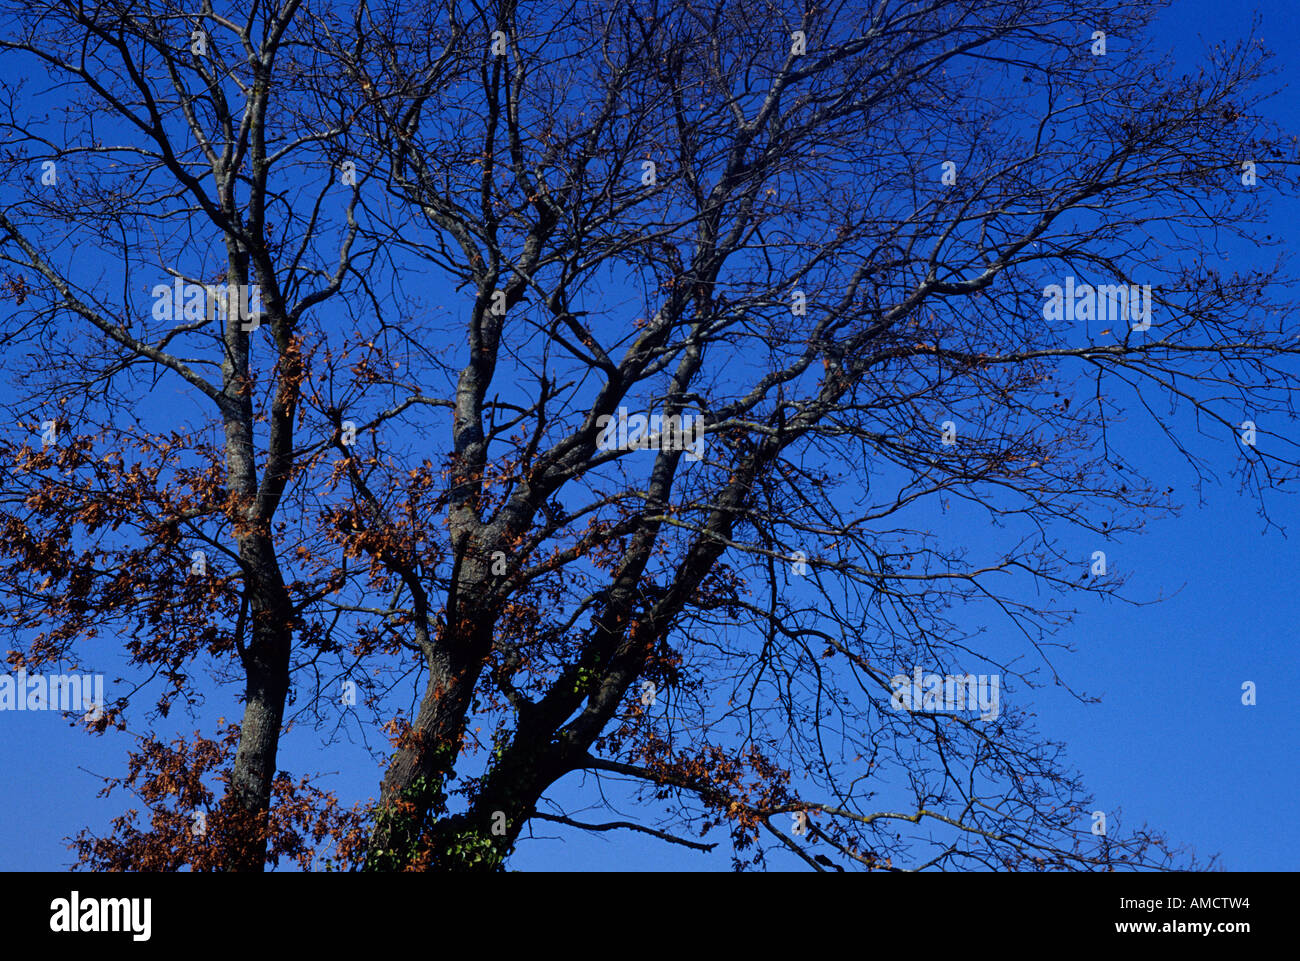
0;0;1295;871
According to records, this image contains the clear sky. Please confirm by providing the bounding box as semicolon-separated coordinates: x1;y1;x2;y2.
1;0;1297;871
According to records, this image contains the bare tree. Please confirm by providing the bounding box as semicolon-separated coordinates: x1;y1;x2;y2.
0;0;1294;871
0;0;388;869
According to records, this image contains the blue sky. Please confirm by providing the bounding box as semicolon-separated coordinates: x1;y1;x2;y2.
1;0;1298;871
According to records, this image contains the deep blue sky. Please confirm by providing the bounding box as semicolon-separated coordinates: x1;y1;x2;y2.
1;0;1298;871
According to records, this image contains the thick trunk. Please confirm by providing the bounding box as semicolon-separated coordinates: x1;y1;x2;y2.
222;574;293;870
365;634;488;870
365;523;501;869
428;727;569;872
213;543;294;873
223;647;289;869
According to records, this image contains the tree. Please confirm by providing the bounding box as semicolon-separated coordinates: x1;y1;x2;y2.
0;0;1294;871
0;0;377;870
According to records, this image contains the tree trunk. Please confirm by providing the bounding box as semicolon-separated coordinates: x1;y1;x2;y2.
365;619;491;870
221;544;294;871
